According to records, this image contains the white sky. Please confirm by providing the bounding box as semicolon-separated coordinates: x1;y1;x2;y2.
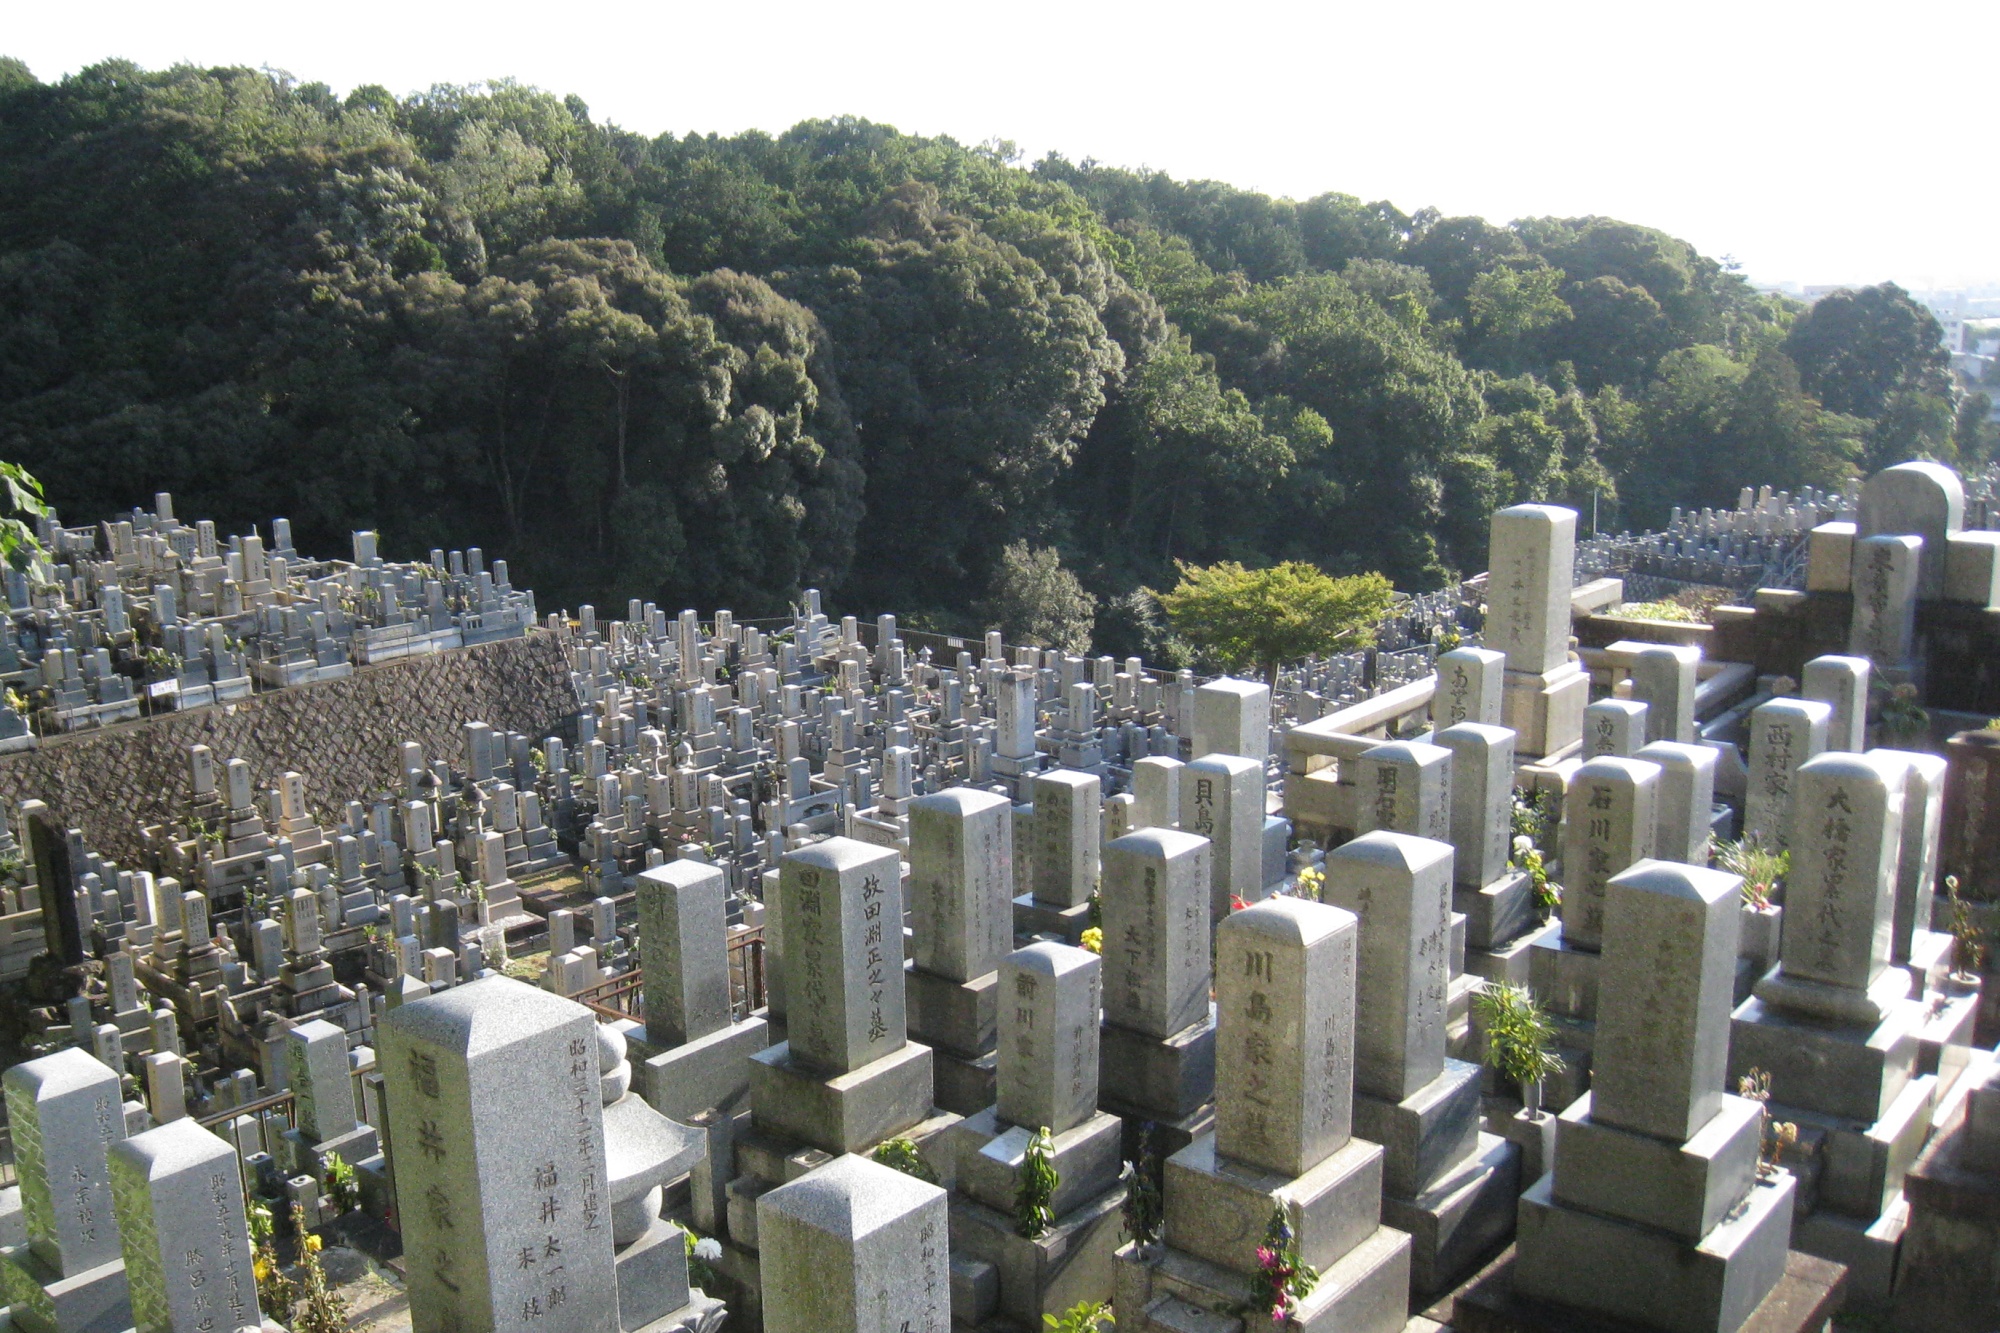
8;0;1996;288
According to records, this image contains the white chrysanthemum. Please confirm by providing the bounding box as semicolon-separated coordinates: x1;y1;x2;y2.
1512;835;1534;856
693;1238;722;1262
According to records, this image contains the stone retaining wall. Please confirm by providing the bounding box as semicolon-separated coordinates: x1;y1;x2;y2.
0;632;576;865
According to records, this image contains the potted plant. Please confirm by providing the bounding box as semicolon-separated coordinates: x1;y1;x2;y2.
1474;982;1564;1116
1714;837;1786;971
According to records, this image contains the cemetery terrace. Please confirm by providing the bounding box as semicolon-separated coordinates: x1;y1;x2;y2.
0;458;1998;1333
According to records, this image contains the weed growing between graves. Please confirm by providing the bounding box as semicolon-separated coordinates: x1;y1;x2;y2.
1120;1123;1164;1249
870;1136;939;1184
1044;1300;1111;1331
1946;875;1987;977
290;1203;350;1333
1737;1069;1798;1177
1016;1126;1060;1238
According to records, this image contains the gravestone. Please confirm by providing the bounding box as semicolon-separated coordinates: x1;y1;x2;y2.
1435;647;1505;729
1097;828;1216;1140
905;787;1014;1115
1192;678;1270;761
107;1119;258;1333
1488;505;1590;759
748;838;933;1156
1872;749;1951;984
1130;756;1182;832
381;977;619;1333
1802;655;1871;753
1029;770;1099;909
757;1154;948;1333
1730;753;1934;1301
1583;699;1648;759
1630;644;1700;745
1;1047;131;1333
1743;697;1831;849
634;861;730;1046
1855;460;1963;600
1635;741;1720;868
1351;741;1452;843
1434;723;1540;981
1116;897;1412;1333
942;942;1129;1326
1323;832;1517;1293
1514;860;1794;1333
1558;757;1661;950
1848;534;1923;669
1179;754;1265;919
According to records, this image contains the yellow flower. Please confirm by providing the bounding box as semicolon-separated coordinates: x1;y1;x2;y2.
254;1257;272;1282
304;1234;323;1254
1079;927;1103;955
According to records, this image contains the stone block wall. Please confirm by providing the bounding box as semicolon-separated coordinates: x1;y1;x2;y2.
0;632;575;864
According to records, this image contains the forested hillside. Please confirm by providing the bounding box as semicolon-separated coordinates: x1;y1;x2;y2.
0;60;1979;651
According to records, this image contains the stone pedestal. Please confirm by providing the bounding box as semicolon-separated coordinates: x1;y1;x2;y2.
1097;828;1216;1129
1324;832;1520;1295
1726;749;1927;1305
1515;860;1796;1333
1114;897;1412;1332
906;787;1013;1115
944;941;1130;1326
632;859;768;1121
1892;1058;2000;1332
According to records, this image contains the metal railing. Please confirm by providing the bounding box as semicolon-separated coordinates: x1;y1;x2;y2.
572;925;767;1025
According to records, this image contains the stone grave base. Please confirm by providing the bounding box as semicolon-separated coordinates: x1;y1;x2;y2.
1502;661;1589;760
1353;1058;1483;1197
1791;1197;1906;1311
1012;894;1092;945
1550;1092;1762;1240
931;1047;1000;1117
636;1014;769;1122
1901;928;1954;996
615;1221;691;1331
1448;973;1480;1059
947;1108;1122;1217
280;1122;379;1180
1386;1132;1519;1298
746;1039;934;1154
1778;1073;1935;1219
1113;1226;1412;1333
1728;1000;1922;1126
627;1290;725;1333
948;1186;1126;1328
907;967;997;1059
1513;1171;1797;1333
1099;1007;1215;1124
1163;1133;1382;1275
1913;989;1977;1089
1893;1117;2000;1332
0;1249;130;1333
1455;870;1534;952
1113;1101;1215;1166
1447;1246;1846;1333
1529;929;1601;1024
1464;919;1558;988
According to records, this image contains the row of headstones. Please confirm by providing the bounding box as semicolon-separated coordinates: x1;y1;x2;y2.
666;828;1802;1332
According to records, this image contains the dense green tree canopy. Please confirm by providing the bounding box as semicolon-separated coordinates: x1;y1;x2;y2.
0;58;1973;634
